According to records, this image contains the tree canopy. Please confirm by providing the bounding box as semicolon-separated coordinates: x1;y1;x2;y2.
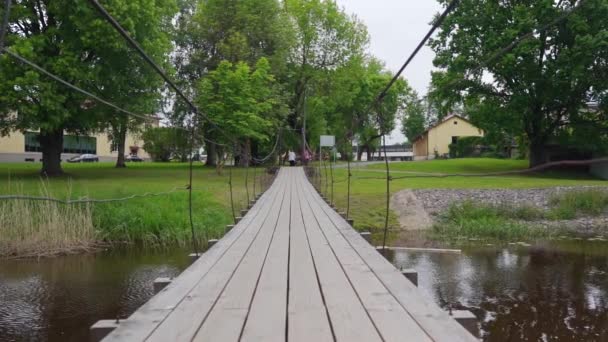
430;0;608;166
0;0;176;175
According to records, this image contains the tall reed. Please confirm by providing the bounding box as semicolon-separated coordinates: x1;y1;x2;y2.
0;182;96;258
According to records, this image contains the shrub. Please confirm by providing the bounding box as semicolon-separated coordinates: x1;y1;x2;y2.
449;136;485;158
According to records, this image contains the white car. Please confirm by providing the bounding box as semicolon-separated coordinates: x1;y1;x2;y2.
67;154;99;163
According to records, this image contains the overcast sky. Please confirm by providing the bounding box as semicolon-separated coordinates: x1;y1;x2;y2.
334;0;443;144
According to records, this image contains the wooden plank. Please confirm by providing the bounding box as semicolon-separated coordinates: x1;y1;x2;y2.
191;177;290;341
296;171;431;342
144;171;289;342
103;172;284;342
298;170;477;342
240;170;292;342
296;177;382;342
287;168;333;342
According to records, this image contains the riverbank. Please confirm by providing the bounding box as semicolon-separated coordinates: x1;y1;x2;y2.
317;159;607;243
0;163;272;258
414;187;608;240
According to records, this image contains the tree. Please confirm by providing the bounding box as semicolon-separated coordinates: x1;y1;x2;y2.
142;127;191;162
284;0;369;158
401;91;427;142
430;0;608;167
173;0;293;166
0;0;176;175
196;58;286;172
90;1;176;168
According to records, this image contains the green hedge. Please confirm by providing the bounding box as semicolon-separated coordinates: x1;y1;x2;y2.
449;136;485;158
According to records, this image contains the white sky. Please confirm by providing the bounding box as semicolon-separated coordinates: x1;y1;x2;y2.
334;0;443;144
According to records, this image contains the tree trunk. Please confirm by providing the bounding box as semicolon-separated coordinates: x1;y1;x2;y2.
39;127;64;176
115;124;127;168
239;139;251;167
357;148;363;161
205;141;217;166
529;138;547;168
365;145;371;161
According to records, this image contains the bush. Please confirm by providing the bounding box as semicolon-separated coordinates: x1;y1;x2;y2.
142;127;192;162
449;136;485;158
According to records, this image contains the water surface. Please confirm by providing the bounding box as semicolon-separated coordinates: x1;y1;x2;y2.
0;248;189;342
386;240;608;341
1;241;607;341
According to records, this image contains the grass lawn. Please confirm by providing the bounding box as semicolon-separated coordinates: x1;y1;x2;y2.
0;162;272;256
313;158;607;241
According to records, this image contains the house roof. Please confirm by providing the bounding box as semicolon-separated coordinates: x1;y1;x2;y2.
411;114;477;142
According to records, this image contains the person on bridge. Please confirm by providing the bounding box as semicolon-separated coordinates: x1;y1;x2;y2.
288;150;296;166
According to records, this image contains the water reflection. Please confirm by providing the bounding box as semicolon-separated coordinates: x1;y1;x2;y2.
387;241;608;341
0;249;189;342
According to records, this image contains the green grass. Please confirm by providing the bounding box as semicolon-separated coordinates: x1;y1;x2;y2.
366;158;529;173
317;158;606;238
0;162;272;253
432;201;550;241
548;189;608;219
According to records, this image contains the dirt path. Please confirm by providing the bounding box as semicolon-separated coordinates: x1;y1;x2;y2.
390;189;433;231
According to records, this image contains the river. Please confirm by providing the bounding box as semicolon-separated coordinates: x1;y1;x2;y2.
0;240;607;341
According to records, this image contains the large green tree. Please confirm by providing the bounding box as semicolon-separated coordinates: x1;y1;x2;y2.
0;0;176;175
196;58;286;171
430;0;608;167
320;57;412;160
284;0;369;158
401;91;427;143
174;0;293;166
89;0;176;168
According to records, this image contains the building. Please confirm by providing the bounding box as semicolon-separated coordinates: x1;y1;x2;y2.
412;114;484;160
0;129;151;162
369;144;413;161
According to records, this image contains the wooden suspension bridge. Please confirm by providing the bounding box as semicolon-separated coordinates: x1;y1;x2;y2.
93;167;477;342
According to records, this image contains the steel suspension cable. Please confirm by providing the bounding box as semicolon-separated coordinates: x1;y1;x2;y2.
2;48;155;122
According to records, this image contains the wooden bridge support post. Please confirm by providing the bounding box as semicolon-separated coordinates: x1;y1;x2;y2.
452;310;479;337
225;224;235;233
90;320;120;342
360;231;372;244
401;269;418;286
188;253;201;263
235;216;243;223
153;277;172;294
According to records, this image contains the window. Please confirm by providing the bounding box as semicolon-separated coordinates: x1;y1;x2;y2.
111;140;120;152
452;136;459;144
24;132;42;152
454;121;458;125
24;132;97;154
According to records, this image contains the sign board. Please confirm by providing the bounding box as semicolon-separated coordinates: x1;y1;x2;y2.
320;135;335;147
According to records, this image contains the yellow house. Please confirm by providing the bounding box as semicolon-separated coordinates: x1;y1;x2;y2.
0;129;151;162
412;114;484;160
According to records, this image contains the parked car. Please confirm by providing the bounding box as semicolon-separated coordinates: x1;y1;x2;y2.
126;155;144;162
67;154;99;163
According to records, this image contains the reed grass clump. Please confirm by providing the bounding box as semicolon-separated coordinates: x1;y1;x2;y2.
0;186;96;258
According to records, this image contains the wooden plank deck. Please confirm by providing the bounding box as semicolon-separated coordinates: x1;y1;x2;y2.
103;167;476;342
